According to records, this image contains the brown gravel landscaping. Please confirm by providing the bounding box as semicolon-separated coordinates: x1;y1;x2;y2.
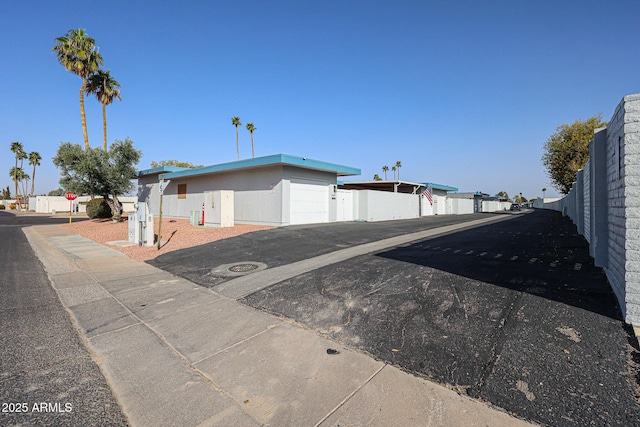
58;216;274;262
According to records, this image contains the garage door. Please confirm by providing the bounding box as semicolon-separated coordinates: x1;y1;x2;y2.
290;178;329;225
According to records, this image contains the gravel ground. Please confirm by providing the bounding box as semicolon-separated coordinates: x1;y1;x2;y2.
58;215;274;262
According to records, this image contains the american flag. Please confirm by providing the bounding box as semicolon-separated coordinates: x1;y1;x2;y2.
423;184;433;205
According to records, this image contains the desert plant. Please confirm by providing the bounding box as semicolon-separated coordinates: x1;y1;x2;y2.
86;197;112;219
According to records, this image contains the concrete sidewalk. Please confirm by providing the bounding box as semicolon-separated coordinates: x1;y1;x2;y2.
23;222;537;427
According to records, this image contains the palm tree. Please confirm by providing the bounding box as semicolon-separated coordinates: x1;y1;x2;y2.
86;70;121;150
28;151;41;196
1;186;10;200
10;142;23;208
382;165;389;180
373;174;382;181
52;28;104;150
231;116;242;159
18;150;28;205
9;167;29;207
392;166;397;181
395;161;402;181
542;188;547;199
246;122;257;158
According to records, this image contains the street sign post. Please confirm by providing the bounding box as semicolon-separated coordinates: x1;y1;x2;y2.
65;192;77;223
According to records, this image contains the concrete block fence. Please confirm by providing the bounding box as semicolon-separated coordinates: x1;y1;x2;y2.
544;93;640;327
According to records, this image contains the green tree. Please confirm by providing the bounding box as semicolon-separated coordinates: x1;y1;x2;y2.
86;70;121;150
542;187;547;199
10;142;23;209
392;166;397;180
231;116;242;160
28;151;41;196
542;115;606;194
496;191;509;200
395;161;402;181
382;165;389;180
373;174;382;181
48;188;65;196
53;138;142;220
52;28;104;150
150;160;204;168
246;122;256;158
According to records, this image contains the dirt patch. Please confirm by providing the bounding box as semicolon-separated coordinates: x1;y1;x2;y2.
58;216;274;262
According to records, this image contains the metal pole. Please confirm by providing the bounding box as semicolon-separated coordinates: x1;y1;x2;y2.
157;176;164;250
69;199;72;223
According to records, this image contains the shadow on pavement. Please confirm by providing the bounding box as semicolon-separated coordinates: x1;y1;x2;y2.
376;209;621;321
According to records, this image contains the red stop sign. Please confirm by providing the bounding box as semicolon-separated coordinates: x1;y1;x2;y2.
65;192;77;201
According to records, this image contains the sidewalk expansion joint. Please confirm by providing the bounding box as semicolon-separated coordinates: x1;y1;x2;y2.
313;363;387;427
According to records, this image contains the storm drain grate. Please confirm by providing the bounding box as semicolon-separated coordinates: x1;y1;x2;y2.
228;263;260;273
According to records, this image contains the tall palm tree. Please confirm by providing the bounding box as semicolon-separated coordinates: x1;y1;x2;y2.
10;142;23;208
28;151;41;196
246;122;257;158
86;70;121;150
392;166;397;181
395;161;402;181
542;188;547;199
18;150;28;205
382;166;389;180
231;116;242;159
9;167;29;207
52;28;104;150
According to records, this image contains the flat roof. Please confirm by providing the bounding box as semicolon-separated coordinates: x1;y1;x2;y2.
338;180;458;193
421;182;459;192
137;166;189;177
138;154;360;180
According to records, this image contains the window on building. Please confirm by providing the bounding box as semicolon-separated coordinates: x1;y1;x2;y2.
178;183;187;199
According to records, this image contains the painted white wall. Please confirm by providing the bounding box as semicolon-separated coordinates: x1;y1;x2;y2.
25;196;136;214
139;165;340;226
336;189;354;221
355;190;419;221
449;198;474;214
482;200;503;212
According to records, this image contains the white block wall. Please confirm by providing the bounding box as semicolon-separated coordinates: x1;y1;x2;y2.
544;93;640;325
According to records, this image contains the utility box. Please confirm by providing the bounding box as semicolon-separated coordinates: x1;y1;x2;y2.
189;210;200;226
204;190;234;228
128;212;136;242
128;202;155;246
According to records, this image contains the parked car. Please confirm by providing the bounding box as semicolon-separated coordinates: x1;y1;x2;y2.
510;203;521;211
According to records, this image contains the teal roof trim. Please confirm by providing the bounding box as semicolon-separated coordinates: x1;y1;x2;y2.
137;166;189;177
422;182;459;192
160;154;360;179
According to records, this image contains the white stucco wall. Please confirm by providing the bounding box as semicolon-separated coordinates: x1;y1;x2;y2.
138;165;340;226
355;190;419;221
449;198;474;214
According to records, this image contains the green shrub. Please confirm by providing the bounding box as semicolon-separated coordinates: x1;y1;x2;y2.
0;204;5;210
86;198;112;219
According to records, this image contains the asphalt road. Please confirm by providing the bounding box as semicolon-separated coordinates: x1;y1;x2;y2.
0;212;128;427
152;210;640;427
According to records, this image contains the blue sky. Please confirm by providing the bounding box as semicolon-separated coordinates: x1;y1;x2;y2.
2;0;639;200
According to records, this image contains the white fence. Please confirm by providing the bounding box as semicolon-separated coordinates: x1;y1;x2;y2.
544;93;640;326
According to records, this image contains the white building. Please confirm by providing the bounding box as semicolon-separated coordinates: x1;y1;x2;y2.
137;154;360;226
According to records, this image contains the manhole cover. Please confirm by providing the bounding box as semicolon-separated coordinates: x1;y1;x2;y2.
228;263;260;273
